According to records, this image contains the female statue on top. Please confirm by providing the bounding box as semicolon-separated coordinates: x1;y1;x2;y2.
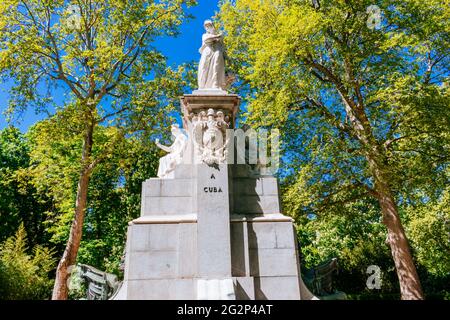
198;20;226;91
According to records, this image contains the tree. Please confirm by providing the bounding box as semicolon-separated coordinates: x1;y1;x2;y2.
25;113;163;276
0;0;195;299
219;0;449;299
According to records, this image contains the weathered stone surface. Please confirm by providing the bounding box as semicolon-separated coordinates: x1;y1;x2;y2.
197;163;232;278
249;248;299;277
254;276;301;300
261;177;279;196
233;178;263;196
127;250;178;280
272;222;297;249
160;179;194;197
141;196;193;216
123;226;132;282
248;223;277;250
129;224;180;252
230;222;250;277
177;223;197;278
174;164;195;179
232;165;251;178
126;279;196;300
233;277;255;300
197;278;236;300
248;222;296;250
233;195;281;214
142;178;193;199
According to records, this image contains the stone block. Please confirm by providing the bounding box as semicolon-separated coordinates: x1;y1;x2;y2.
129;224;150;252
233;195;262;214
197;279;236;300
126;279;196;300
174;165;195;179
233;195;280;214
248;221;296;250
149;224;179;251
127;250;178;280
123;226;132;281
142;178;161;197
160;179;193;197
141;196;193;216
249;248;299;277
260;196;281;214
177;223;197;278
261;177;279;195
231;222;248;277
233;165;250;178
273;222;296;249
197;164;232;278
233;277;255;300
233;178;263;196
129;224;179;252
254;276;301;300
248;223;277;249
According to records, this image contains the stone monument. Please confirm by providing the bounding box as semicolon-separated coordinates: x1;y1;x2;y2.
114;20;316;300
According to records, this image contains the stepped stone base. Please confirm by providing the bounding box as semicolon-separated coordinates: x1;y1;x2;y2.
115;164;313;300
114;92;315;300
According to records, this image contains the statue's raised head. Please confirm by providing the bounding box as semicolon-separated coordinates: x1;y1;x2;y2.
204;19;213;28
171;123;181;134
203;19;216;34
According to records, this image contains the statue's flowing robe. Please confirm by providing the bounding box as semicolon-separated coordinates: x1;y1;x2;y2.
198;33;226;90
157;134;187;178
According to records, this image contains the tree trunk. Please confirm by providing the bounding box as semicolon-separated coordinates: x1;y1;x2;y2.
369;156;424;300
52;124;94;300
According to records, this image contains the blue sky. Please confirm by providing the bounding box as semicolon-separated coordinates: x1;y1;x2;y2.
0;1;220;132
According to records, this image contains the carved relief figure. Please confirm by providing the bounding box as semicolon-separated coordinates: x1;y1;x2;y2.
155;124;187;178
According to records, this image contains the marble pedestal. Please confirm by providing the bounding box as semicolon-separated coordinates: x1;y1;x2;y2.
114;93;315;300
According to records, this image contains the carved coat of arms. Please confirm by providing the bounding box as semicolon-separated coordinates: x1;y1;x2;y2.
190;108;231;165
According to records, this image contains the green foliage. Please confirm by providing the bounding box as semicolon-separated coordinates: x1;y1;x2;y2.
0;127;52;246
67;265;88;300
291;195;400;295
76;133;161;275
219;0;449;298
23;112;162;275
0;224;56;300
1;2;195;296
0;0;197;118
405;185;450;278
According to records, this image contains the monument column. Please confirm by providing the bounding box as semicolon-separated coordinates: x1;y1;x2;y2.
196;163;232;278
181;94;240;283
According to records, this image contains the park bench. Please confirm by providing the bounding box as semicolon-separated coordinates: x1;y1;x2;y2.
303;258;347;300
78;264;121;300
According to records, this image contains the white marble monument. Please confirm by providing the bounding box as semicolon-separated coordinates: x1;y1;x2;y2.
155;124;187;179
193;20;227;95
114;21;316;300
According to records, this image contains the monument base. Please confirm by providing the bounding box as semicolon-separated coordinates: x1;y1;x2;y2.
114;164;315;300
114;92;316;300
